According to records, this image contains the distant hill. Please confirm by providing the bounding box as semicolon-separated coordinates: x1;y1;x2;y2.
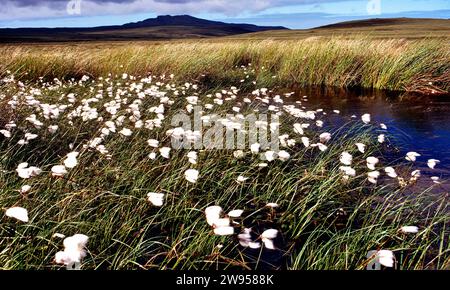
0;15;288;43
226;18;450;40
315;17;450;29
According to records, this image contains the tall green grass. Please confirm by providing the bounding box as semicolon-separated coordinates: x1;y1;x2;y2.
0;74;448;270
1;37;449;94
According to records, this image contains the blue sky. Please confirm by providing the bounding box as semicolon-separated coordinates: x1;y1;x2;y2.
1;0;449;29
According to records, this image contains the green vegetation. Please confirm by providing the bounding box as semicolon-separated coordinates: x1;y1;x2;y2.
1;36;449;94
0;69;448;269
0;23;449;270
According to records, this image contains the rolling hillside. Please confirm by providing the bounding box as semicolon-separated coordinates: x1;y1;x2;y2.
0;15;287;43
228;18;450;40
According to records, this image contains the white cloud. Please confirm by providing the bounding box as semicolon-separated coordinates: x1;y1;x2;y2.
0;0;348;21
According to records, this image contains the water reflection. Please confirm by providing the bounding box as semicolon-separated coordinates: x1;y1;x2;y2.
289;86;450;178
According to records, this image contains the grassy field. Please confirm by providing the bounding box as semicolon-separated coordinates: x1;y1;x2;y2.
1;36;449;95
0;23;449;270
0;65;448;269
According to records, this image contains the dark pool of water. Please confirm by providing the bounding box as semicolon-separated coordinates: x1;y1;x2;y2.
289;86;450;180
246;86;450;269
